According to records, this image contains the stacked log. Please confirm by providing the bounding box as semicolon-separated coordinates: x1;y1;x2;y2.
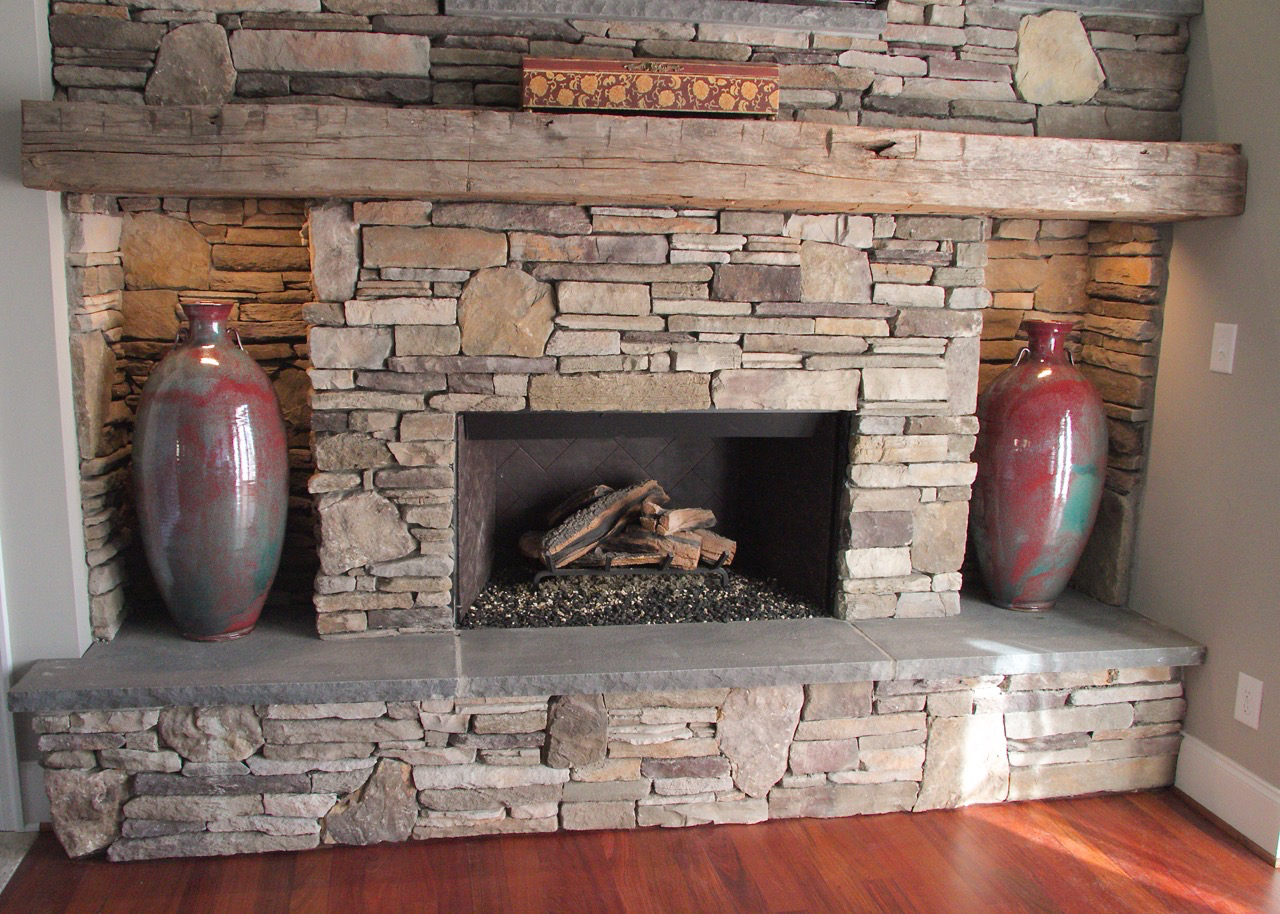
530;481;736;572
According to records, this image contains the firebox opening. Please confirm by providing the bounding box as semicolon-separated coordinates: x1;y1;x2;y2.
455;411;848;628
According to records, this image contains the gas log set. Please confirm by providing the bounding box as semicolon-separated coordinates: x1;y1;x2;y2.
464;475;815;629
522;480;737;580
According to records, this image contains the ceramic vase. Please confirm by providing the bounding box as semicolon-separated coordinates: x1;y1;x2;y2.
133;302;289;640
969;320;1107;611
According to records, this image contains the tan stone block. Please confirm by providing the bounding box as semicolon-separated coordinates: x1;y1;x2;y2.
1034;254;1089;313
346;297;455;327
530;372;710;412
364;226;506;270
1091;257;1167;287
353;201;433;225
1004;703;1135;740
768;781;918;819
121;213;211;290
1008;754;1175;800
229;28;431;77
557;282;650;315
985;257;1049;292
607;738;719;759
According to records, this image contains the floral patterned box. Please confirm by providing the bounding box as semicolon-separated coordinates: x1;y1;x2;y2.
521;57;779;117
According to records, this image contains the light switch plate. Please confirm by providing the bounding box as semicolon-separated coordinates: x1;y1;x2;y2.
1211;322;1238;374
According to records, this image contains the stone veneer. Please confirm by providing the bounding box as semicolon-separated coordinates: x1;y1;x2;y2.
65;194;317;639
35;667;1187;860
65;199;1171;639
306;201;987;635
47;1;1190;142
51;0;1189;640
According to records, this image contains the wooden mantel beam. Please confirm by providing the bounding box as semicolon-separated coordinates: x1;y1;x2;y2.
21;101;1246;223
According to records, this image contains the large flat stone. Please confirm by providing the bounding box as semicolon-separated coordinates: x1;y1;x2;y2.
711;369;859;410
307;201;359;303
1007;754;1176;801
323;758;417;845
854;592;1204;679
145;23;235;106
719;686;803;798
230;29;431;77
1014;11;1104;106
10;595;1201;712
318;491;417;575
364;226;506;270
445;0;886;36
458;619;892;697
459;267;554;357
120;213;211;290
9;615;458;710
914;713;1009;811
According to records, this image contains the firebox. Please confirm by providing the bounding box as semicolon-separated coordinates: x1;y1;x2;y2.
455;411;848;625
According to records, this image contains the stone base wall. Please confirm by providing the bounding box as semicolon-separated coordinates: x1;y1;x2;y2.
35;667;1186;861
47;1;1189;142
307;202;989;634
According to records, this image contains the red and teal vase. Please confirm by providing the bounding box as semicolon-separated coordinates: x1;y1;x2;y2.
969;320;1107;611
133;302;289;640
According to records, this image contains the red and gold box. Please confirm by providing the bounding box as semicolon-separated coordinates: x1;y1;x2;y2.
521;57;780;117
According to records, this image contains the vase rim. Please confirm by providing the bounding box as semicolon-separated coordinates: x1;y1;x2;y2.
1022;319;1077;332
182;301;234;321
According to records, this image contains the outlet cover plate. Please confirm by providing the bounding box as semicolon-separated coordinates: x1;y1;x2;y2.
1211;322;1238;374
1235;671;1263;729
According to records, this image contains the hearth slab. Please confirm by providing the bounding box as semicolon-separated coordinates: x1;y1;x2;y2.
7;615;458;712
9;591;1205;712
855;590;1206;679
457;617;892;697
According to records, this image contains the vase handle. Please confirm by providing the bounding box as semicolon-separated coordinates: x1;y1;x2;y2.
231;328;245;351
1013;347;1030;367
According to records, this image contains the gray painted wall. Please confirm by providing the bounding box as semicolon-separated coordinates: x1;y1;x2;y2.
1132;0;1280;787
0;0;94;828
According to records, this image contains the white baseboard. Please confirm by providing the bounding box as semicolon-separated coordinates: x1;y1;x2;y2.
17;761;48;830
1176;734;1280;864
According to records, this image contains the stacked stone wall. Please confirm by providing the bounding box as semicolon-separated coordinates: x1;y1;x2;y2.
307;201;989;634
34;666;1186;860
980;218;1169;604
64;193;317;639
50;0;1197;638
46;1;1188;141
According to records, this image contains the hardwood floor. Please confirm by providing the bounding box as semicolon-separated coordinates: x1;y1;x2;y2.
3;790;1277;914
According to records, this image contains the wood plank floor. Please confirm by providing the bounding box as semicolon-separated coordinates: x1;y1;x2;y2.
3;790;1277;914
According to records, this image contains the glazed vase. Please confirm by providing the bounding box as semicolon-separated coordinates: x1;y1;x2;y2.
133;302;289;640
969;320;1107;611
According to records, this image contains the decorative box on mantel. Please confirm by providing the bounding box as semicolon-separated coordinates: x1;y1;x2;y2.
522;57;780;117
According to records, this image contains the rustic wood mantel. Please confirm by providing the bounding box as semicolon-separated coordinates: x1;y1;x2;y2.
21;101;1246;222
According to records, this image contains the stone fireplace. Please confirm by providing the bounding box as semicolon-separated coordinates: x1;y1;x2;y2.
12;0;1239;862
304;202;984;636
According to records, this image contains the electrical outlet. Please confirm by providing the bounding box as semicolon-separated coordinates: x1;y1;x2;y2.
1210;322;1238;374
1235;672;1263;729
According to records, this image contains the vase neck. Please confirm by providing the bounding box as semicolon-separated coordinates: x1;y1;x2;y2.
1024;321;1074;363
183;303;233;346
